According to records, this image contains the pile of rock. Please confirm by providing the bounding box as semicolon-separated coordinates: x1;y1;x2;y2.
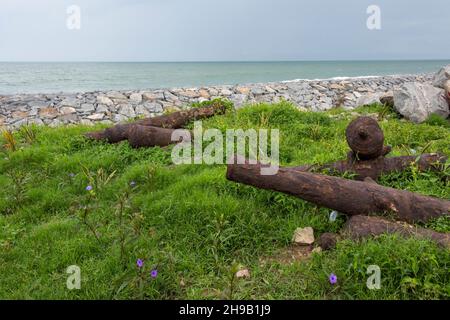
0;71;445;129
357;65;450;123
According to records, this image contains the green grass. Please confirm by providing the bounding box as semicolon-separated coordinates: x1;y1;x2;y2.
0;101;449;300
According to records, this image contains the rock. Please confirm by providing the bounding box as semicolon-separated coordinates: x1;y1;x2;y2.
12;118;29;128
28;118;44;126
86;113;104;121
28;100;50;108
58;114;79;123
59;98;79;108
317;233;339;250
135;105;152;117
355;92;384;106
380;93;395;108
220;89;233;96
97;95;113;106
118;104;136;118
432;65;450;89
11;111;29;119
60;106;77;115
330;83;345;90
199;89;210;99
142;92;164;101
79;103;95;113
179;90;200;98
96;104;109;113
129;93;142;104
393;83;449;123
106;91;127;100
444;80;450;101
292;227;315;245
230;94;248;109
142;102;163;113
39;107;59;119
236;86;250;95
113;114;129;122
235;269;250;279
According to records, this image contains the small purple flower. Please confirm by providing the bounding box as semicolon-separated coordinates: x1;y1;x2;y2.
86;185;93;191
329;273;337;285
130;181;137;188
150;269;158;278
69;173;75;178
136;259;144;268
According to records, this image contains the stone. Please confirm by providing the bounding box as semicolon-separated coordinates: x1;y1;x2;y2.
235;269;250;279
236;86;250;95
199;89;210;99
113;114;129;122
28;118;44;126
118;104;136;118
12;118;29;128
60;106;77;115
164;91;179;101
11;111;29;119
355;92;384;106
330;83;345;90
129;93;142;104
142;92;164;101
220;89;233;96
87;113;104;121
28;100;50;108
318;233;338;250
444;80;450;101
59;98;79;108
106;91;127;100
432;64;450;89
251;87;265;95
39;107;59;119
292;227;315;245
96;104;109;113
393;83;449;123
380;92;395;108
179;90;200;98
135;105;151;117
97;95;113;106
142;102;163;113
79;103;95;113
230;94;248;109
58;114;79;123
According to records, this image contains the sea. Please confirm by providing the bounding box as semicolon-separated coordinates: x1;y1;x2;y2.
0;60;448;95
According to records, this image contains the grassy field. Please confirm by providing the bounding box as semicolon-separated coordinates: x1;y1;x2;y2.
0;100;449;300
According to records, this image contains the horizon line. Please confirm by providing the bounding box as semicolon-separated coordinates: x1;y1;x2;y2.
1;58;450;63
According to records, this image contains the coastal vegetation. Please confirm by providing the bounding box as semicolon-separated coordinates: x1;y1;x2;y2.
0;100;449;299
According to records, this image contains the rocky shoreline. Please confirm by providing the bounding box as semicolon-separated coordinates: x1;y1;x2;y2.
0;73;438;129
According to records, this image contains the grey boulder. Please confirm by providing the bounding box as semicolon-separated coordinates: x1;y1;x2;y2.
432;65;450;89
393;83;449;123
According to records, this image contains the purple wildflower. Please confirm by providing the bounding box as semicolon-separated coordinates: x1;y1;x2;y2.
86;185;93;191
150;269;158;278
329;273;337;285
136;259;144;268
69;173;75;178
130;181;137;188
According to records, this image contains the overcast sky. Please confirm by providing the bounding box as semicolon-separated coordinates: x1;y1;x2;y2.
0;0;449;61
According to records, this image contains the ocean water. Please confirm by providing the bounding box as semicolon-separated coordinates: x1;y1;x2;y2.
0;60;448;94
